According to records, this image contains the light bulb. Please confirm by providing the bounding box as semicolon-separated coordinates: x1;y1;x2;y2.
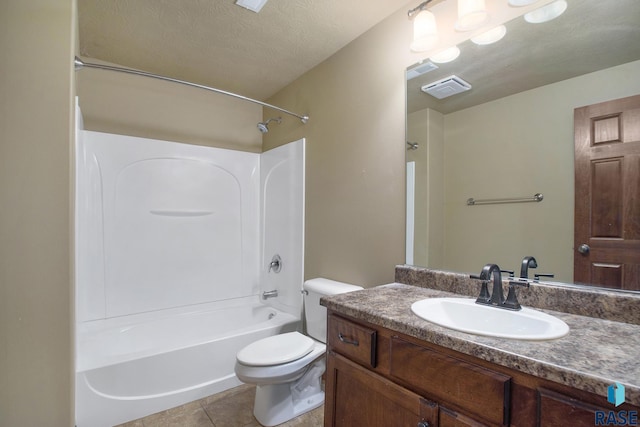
508;0;539;6
410;10;439;52
430;46;461;63
524;0;567;23
471;25;507;45
455;0;489;32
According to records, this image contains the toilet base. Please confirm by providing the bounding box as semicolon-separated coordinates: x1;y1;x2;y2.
252;358;325;426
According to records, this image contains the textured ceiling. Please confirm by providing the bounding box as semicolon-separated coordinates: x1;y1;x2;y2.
78;0;410;101
407;0;640;114
78;0;640;114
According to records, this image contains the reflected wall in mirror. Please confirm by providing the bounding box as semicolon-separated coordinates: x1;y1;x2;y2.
406;0;640;290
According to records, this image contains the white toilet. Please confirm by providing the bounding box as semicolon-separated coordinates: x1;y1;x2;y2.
234;278;363;426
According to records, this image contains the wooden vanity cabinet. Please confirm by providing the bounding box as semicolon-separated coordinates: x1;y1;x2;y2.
324;311;639;427
325;312;501;426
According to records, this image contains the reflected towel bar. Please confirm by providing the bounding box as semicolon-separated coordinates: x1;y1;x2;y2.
466;193;543;206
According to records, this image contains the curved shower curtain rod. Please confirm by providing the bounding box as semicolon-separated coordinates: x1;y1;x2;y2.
74;57;309;124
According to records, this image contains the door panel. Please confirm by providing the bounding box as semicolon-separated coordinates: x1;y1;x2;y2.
574;94;640;290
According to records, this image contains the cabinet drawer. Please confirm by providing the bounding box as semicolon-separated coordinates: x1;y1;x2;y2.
328;315;377;368
538;388;609;426
390;336;510;426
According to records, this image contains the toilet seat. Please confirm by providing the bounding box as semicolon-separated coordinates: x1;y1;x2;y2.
237;332;315;366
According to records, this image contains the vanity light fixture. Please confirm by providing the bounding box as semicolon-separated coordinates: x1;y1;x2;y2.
430;46;461;63
408;1;439;52
524;0;567;23
471;25;507;45
455;0;490;32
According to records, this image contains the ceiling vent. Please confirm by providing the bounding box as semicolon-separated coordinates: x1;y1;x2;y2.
421;75;472;99
406;61;438;80
235;0;268;13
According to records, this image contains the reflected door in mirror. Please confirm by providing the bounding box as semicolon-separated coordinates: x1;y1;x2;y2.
574;95;640;290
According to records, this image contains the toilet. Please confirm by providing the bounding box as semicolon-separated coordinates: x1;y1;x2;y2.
234;278;363;426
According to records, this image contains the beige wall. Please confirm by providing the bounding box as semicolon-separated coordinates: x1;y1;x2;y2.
77;59;263;152
0;0;75;425
440;60;640;282
262;4;421;287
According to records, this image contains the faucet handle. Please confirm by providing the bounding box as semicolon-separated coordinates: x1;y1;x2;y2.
268;254;282;273
501;269;515;278
534;273;555;282
470;274;491;304
502;280;530;310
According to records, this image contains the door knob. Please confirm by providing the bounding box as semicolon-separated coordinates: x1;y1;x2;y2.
578;244;590;255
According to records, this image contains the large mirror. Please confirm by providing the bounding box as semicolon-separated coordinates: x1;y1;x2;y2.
406;0;640;290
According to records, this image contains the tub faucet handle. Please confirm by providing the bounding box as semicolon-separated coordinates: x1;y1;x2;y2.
268;254;282;273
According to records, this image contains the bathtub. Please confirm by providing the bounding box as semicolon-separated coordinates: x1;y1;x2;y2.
75;297;300;427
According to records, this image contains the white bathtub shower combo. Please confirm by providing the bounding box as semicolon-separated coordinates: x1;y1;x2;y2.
75;128;305;426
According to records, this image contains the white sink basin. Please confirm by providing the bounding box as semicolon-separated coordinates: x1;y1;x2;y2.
411;298;569;340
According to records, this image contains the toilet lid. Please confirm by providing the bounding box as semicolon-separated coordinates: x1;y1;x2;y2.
237;332;315;366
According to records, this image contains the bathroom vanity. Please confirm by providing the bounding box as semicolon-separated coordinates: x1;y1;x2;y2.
322;267;640;426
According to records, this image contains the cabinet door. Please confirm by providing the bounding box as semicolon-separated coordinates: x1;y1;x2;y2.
440;406;489;427
325;351;437;427
538;388;611;426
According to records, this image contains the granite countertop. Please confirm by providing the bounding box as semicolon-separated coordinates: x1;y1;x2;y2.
322;283;640;407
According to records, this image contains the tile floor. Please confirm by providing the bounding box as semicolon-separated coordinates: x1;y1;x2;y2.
116;384;324;427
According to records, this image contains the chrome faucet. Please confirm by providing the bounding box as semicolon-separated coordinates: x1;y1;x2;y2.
262;290;278;300
520;256;538;279
268;254;282;273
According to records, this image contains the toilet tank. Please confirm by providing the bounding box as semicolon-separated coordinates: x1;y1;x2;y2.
303;278;363;343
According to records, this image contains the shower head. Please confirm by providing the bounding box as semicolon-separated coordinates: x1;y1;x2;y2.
257;122;269;133
257;117;282;133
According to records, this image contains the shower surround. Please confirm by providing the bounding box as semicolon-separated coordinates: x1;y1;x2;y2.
75;129;305;426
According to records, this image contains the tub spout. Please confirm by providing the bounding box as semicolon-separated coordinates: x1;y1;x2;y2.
262;290;278;300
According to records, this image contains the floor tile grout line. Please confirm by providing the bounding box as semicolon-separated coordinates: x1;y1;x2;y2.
199;399;217;427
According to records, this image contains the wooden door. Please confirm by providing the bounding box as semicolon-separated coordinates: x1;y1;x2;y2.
574;94;640;290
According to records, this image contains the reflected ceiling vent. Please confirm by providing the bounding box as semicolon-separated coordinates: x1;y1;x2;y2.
421;75;472;99
407;61;439;80
235;0;268;13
